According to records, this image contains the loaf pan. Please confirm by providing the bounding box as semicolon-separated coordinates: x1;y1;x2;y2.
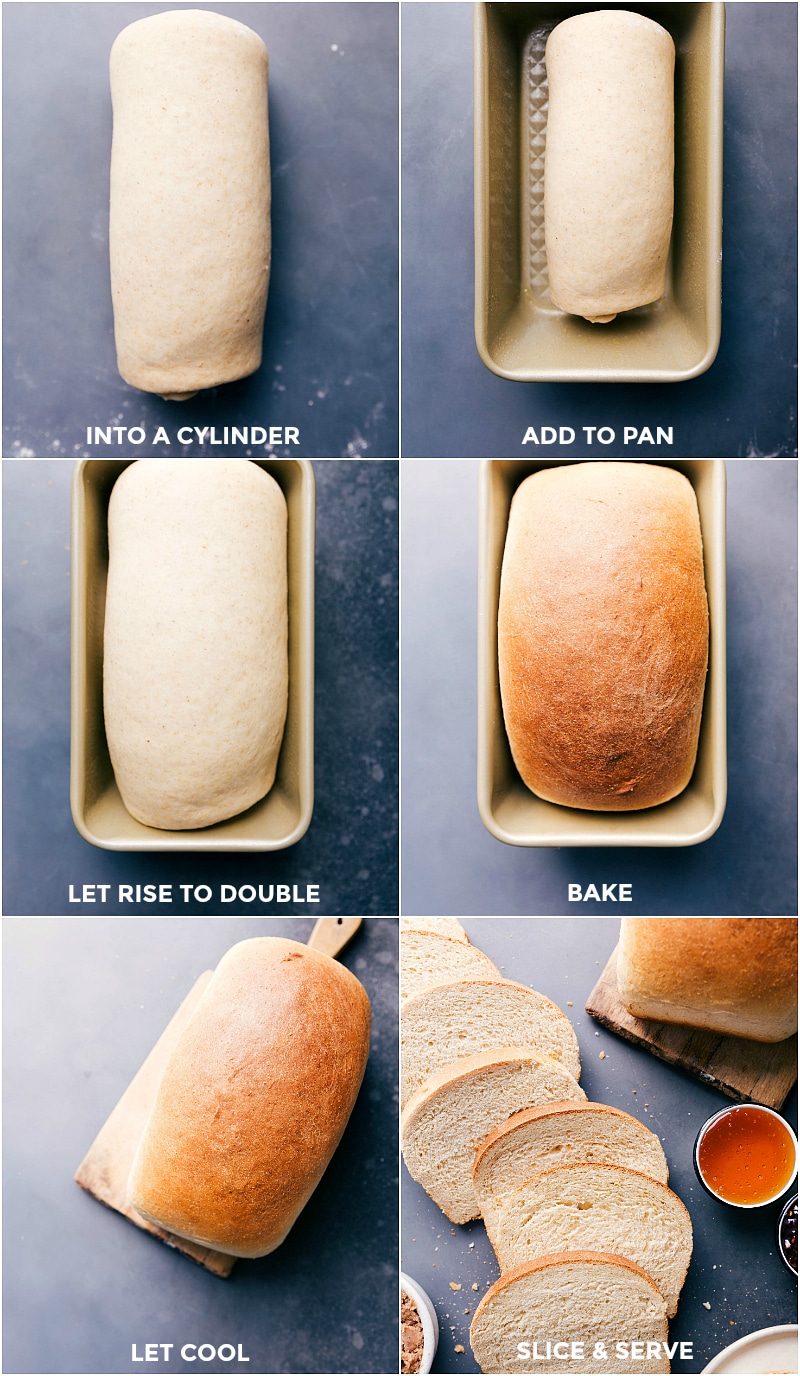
474;3;725;382
477;460;727;847
71;459;314;851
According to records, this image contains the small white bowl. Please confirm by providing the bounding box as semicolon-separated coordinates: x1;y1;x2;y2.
401;1272;439;1375
701;1323;798;1374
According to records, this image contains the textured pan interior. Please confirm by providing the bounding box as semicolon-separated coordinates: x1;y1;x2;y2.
474;2;725;381
477;459;727;847
70;459;315;852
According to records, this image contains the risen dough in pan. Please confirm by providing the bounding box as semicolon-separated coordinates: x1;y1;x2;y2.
103;461;288;831
544;10;675;324
109;10;270;399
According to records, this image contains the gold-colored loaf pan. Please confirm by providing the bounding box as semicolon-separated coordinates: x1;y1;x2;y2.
478;460;727;847
71;460;314;851
474;3;725;382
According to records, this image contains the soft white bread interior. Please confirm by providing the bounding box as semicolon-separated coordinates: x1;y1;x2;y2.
401;979;580;1109
401;1048;585;1224
473;1101;668;1252
617;918;798;1042
494;1163;692;1318
400;929;500;1003
399;917;470;943
127;938;370;1256
470;1253;670;1374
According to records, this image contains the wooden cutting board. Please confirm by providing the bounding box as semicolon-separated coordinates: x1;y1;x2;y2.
74;919;363;1275
585;946;798;1111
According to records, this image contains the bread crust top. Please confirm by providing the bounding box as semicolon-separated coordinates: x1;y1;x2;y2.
128;938;371;1256
498;463;708;811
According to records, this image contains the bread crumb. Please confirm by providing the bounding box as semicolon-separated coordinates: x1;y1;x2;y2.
599;1051;606;1059
455;1345;465;1354
472;1283;479;1291
703;1302;711;1310
464;1308;470;1314
566;1001;573;1006
449;1282;461;1291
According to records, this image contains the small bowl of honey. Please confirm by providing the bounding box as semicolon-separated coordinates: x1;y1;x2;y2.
694;1103;798;1209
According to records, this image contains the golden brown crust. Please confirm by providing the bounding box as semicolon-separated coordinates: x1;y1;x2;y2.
617;918;798;1042
128;938;371;1256
498;463;709;811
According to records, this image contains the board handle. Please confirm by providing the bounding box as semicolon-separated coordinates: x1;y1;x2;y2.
306;918;363;958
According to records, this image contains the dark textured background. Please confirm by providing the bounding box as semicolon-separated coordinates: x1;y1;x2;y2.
3;458;398;916
401;918;798;1375
3;917;399;1374
401;459;798;916
401;2;798;458
3;3;399;459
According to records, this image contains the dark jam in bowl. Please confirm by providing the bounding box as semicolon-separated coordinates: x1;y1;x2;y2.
695;1104;797;1207
778;1196;798;1274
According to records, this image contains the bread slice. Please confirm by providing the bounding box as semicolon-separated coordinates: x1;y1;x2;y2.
401;979;581;1109
473;1101;669;1251
470;1252;670;1374
400;929;499;1003
401;1048;585;1224
399;917;470;943
494;1163;692;1318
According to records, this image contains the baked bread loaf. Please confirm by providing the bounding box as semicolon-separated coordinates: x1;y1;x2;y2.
103;460;287;830
128;938;370;1257
470;1253;670;1374
401;1048;585;1224
400;929;500;1002
110;10;270;399
617;918;799;1042
494;1164;692;1318
544;11;674;323
473;1101;668;1250
498;463;708;811
401;979;580;1108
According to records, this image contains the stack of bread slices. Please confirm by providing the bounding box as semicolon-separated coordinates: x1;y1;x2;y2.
400;919;693;1375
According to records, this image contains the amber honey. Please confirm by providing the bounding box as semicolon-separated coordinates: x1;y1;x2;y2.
697;1106;797;1206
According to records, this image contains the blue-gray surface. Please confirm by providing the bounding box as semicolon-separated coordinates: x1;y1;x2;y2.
3;3;398;459
401;918;798;1375
3;917;398;1374
401;460;798;916
401;3;798;458
3;458;398;916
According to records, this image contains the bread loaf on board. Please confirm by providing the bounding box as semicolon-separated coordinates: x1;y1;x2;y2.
128;938;371;1257
498;463;708;811
617;918;799;1042
103;460;287;830
544;11;674;323
110;10;270;399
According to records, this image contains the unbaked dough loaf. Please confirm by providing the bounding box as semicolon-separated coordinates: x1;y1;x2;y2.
544;10;675;323
109;10;270;399
103;460;287;830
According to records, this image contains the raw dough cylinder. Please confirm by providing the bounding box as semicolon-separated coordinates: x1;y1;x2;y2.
103;461;288;830
109;10;270;399
544;10;675;324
